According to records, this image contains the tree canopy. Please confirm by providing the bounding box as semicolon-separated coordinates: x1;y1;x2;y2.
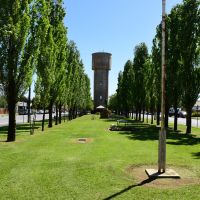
112;0;200;134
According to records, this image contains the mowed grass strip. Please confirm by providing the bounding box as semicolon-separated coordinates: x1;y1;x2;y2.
0;115;199;200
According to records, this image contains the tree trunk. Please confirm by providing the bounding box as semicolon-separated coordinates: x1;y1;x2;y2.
75;108;78;118
157;110;160;126
72;107;75;119
59;103;62;124
151;112;154;124
48;102;53;128
126;110;129;118
174;106;178;131
27;86;31;123
64;106;66;122
70;109;72;120
142;109;145;122
165;105;169;128
136;110;138;121
55;106;58;125
139;109;141;121
146;112;149;123
186;108;192;134
7;78;16;142
68;108;71;121
42;108;45;131
7;37;17;142
7;98;16;142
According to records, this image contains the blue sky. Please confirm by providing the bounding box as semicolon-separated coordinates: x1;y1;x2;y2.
63;0;183;98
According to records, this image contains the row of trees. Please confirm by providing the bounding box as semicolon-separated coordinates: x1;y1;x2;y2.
109;0;200;134
0;0;92;142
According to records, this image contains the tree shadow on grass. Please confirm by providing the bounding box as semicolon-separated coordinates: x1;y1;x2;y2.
0;120;46;135
0;126;8;134
115;121;199;146
103;119;119;122
103;177;156;200
16;124;40;131
191;152;200;159
104;118;144;124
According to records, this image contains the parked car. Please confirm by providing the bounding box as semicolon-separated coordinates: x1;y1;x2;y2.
178;109;187;118
169;107;187;118
37;110;43;114
18;109;27;115
169;108;175;117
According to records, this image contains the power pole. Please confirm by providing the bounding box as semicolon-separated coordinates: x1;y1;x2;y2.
158;0;166;173
146;0;179;178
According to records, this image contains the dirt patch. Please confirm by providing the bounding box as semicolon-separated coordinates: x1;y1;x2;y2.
74;138;93;144
125;165;200;189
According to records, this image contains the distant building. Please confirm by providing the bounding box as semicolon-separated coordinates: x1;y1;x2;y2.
17;102;27;115
92;52;112;109
193;100;200;111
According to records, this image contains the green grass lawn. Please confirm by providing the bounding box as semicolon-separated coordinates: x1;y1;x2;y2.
0;115;199;200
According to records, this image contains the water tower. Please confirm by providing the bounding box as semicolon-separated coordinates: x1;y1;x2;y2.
92;52;112;109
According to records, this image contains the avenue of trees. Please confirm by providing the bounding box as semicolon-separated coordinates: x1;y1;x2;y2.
0;0;92;142
109;0;200;134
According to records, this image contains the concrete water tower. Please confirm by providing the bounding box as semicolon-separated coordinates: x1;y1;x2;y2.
92;52;112;109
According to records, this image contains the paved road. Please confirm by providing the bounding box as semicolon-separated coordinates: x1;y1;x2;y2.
168;116;200;128
0;114;50;127
145;115;199;128
0;114;199;128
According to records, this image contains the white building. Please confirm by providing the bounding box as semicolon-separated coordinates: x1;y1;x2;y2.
193;100;200;111
17;102;27;114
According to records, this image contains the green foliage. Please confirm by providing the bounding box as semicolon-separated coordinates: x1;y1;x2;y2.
115;0;200;134
100;108;111;119
0;95;7;108
168;5;182;108
179;0;200;108
116;43;148;118
151;25;162;111
108;93;118;111
121;60;134;113
34;0;53;109
34;1;93;122
66;41;92;116
192;111;200;117
144;58;156;113
0;0;93;139
116;71;123;114
133;43;149;113
0;0;42;141
0;0;37;99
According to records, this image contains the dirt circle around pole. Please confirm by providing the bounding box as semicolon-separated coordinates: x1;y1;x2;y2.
125;164;200;189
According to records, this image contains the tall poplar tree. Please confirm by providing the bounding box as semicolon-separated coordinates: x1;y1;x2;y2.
179;0;200;134
133;43;148;121
168;5;182;131
116;71;123;115
144;58;156;124
34;0;54;131
152;26;162;125
121;60;134;117
46;0;67;127
0;0;39;141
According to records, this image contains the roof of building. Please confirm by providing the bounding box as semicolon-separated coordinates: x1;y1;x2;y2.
194;100;200;106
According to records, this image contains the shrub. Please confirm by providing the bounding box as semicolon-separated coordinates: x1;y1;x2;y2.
100;109;111;119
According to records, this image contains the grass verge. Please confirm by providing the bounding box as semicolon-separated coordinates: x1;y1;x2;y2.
0;115;199;199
